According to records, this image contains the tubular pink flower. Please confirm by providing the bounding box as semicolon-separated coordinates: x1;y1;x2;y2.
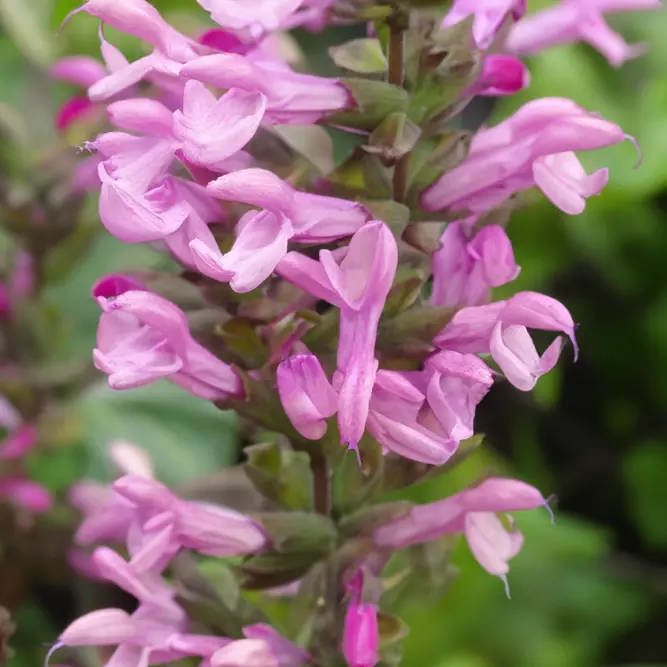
277;222;398;452
189;169;368;292
374;477;551;592
92;278;243;400
434;291;577;391
424;351;494;442
506;0;661;67
277;354;338;440
431;221;520;308
50;56;107;87
180;52;350;124
366;370;458;465
66;0;201;63
112;475;268;557
442;0;526;49
173;81;267;170
422;97;628;215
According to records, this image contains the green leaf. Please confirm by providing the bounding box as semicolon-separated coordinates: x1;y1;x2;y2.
254;511;337;554
77;381;239;484
378;306;456;359
365;112;422;165
360;199;411;237
329;38;387;74
244;442;315;511
623;439;667;548
326;79;409;131
216;317;268;368
339;501;413;538
239;551;322;590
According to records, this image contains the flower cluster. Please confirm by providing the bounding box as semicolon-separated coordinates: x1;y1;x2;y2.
50;0;658;666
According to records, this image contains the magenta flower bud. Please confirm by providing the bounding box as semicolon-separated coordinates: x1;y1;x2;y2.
107;98;174;137
342;602;379;667
425;350;494;442
432;222;520;308
342;572;379;667
442;0;526;49
374;477;550;593
506;0;661;67
50;56;106;87
277;354;338;440
93;282;243;400
469;55;530;97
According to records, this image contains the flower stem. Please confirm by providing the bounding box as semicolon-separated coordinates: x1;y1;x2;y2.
388;10;409;203
311;452;331;515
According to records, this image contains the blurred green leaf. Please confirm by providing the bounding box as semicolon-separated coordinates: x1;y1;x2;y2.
77;381;239;484
0;0;56;67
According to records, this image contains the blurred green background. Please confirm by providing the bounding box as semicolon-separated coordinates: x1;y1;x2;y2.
1;1;667;667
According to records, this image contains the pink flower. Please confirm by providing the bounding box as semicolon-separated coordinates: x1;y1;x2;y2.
366;370;458;465
180;52;350;124
189;169;368;292
277;222;398;452
69;439;155;547
374;477;551;592
112;475;268;557
65;0;201;63
92;275;243;400
422;97;625;215
431;221;520;308
90;81;265;244
434;291;577;391
277;354;338;440
424;350;494;442
442;0;526;49
0;396;51;514
506;0;662;67
54;543;231;667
